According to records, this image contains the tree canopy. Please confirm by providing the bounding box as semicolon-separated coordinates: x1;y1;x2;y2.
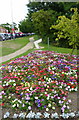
19;19;33;33
51;8;79;53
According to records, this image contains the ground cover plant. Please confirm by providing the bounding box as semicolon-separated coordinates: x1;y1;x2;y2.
0;50;78;119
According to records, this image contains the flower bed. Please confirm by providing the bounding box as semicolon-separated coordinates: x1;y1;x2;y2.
0;50;78;119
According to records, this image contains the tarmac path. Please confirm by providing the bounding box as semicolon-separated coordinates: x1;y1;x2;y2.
0;41;34;63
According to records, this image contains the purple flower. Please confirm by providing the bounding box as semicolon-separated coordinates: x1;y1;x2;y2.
37;104;41;107
41;99;44;101
26;96;30;100
37;99;40;103
44;105;46;108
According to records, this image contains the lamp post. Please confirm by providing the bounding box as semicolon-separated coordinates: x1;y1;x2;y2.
11;0;15;39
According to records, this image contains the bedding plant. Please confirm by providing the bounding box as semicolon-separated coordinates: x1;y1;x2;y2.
0;50;78;119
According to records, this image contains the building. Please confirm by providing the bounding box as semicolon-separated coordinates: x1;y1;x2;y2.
0;27;8;33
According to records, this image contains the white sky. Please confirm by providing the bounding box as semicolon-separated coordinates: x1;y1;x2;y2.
0;0;29;25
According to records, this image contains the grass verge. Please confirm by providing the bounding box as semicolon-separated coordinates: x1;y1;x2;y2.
0;35;38;57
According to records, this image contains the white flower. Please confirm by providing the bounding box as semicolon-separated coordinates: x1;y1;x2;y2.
68;86;70;88
48;103;51;107
51;96;54;99
71;88;74;91
54;91;57;93
49;78;51;80
19;113;25;118
6;83;9;86
68;99;71;103
13;114;18;118
63;105;66;108
59;100;63;104
63;97;66;100
76;111;79;117
59;86;62;88
52;112;59;119
47;96;49;100
12;99;18;102
52;107;55;110
4;112;10;118
8;96;11;99
65;87;68;90
44;76;46;79
44;112;50;118
4;115;8;118
36;112;42;116
22;104;25;107
26;111;35;118
35;112;42;119
67;106;70;109
28;106;32;110
74;87;77;91
17;104;19;107
27;89;29;91
18;100;22;103
46;108;49;111
47;85;49;88
18;73;20;75
35;97;38;99
69;89;72;91
12;104;16;107
60;113;69;119
30;87;32;90
13;83;16;86
57;97;60;99
69;112;75;117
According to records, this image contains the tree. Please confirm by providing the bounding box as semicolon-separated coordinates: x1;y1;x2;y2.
27;2;66;14
32;9;57;43
19;18;33;33
51;8;79;54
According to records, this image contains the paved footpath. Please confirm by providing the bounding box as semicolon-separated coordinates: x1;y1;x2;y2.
0;41;34;63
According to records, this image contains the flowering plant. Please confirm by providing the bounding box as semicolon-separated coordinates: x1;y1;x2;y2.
1;50;78;117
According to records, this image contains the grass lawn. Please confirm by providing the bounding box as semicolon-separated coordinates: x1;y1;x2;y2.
39;43;77;55
0;35;38;57
1;42;77;65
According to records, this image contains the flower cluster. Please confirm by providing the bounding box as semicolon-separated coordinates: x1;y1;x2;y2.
1;50;78;116
3;111;79;119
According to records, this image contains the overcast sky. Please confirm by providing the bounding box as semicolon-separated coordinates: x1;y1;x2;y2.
0;0;29;25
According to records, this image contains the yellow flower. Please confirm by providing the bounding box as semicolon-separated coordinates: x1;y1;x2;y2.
46;89;48;91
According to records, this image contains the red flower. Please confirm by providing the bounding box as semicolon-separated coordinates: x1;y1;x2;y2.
0;85;3;89
0;103;4;106
43;73;47;75
71;85;75;88
61;74;64;77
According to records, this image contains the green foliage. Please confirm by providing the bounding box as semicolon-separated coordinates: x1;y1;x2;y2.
51;8;79;53
19;18;33;33
32;9;57;43
27;2;65;13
